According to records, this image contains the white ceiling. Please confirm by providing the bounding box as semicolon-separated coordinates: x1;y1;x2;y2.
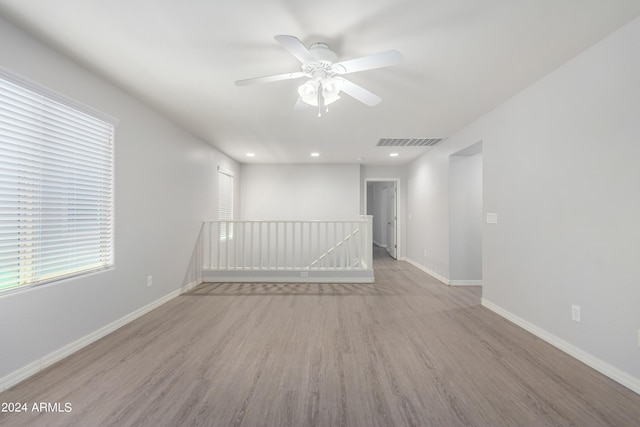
1;0;639;165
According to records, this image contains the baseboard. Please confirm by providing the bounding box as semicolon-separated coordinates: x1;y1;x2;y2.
401;257;450;285
449;280;483;286
181;278;203;293
481;298;640;396
373;241;387;248
0;279;203;393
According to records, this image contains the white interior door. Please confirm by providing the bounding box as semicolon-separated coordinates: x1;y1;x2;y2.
387;182;397;259
380;186;388;248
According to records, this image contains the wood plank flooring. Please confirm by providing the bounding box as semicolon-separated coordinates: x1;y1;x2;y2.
1;247;640;426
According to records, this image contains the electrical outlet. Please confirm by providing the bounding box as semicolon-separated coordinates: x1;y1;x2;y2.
423;249;427;257
147;275;153;287
637;329;640;348
571;305;581;322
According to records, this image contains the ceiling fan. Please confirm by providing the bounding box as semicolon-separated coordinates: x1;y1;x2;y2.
235;35;403;116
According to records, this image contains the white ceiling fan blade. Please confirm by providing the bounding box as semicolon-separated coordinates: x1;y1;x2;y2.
235;71;305;86
339;78;382;106
333;50;403;74
274;35;316;64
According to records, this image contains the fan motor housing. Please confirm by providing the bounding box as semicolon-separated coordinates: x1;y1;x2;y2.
309;42;338;64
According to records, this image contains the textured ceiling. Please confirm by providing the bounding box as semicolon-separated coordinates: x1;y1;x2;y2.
1;0;639;165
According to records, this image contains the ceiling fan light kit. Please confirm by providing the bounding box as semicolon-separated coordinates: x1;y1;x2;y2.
297;77;343;110
236;35;402;117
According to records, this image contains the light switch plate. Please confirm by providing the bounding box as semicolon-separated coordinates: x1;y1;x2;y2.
486;213;498;224
571;305;581;322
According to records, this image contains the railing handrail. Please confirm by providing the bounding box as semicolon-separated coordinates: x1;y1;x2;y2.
308;227;361;267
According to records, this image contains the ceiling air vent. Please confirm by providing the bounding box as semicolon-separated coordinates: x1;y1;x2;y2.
376;138;444;147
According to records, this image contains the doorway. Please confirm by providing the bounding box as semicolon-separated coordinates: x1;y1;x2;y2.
365;179;400;259
449;142;483;285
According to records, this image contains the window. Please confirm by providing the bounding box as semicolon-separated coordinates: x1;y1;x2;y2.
0;70;116;293
217;167;233;240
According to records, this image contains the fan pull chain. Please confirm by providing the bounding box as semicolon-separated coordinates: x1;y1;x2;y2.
317;81;323;117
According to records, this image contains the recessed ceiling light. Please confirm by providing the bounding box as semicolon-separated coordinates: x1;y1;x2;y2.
390;153;399;157
310;152;320;157
246;152;255;157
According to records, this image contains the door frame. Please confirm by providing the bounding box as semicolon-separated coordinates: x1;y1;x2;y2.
364;178;402;259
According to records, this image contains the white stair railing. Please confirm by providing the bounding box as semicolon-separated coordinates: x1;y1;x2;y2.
200;216;373;282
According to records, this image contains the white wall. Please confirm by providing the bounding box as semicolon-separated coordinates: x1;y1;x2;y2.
366;182;374;218
405;16;640;388
240;164;360;220
406;148;452;279
449;150;483;281
0;16;239;384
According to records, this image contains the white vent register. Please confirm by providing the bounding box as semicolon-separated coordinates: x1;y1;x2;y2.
376;138;444;147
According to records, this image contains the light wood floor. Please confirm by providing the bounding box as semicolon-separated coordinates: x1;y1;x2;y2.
2;247;640;426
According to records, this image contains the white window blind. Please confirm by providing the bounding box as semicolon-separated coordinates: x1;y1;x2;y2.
0;71;115;293
218;168;233;240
